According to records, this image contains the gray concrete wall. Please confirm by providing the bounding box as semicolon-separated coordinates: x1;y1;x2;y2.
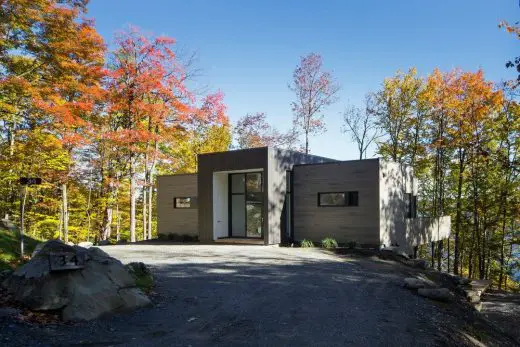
292;159;380;246
379;161;415;251
197;148;268;243
157;174;198;237
267;148;336;244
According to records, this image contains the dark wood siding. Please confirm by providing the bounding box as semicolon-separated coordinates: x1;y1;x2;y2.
267;148;336;244
293;159;380;246
157;174;198;237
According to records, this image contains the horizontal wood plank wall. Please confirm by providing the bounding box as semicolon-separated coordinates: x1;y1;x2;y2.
157;174;198;237
268;148;337;244
293;159;380;245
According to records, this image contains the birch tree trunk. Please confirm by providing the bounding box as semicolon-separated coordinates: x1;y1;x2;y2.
116;200;120;242
147;183;153;240
62;183;69;243
101;207;112;240
58;202;63;240
142;189;147;240
129;160;136;242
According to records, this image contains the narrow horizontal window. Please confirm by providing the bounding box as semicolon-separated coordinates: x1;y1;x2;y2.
318;191;359;207
174;197;196;209
318;192;346;206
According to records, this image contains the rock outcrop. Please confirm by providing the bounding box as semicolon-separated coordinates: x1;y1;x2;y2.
418;288;453;302
2;240;151;321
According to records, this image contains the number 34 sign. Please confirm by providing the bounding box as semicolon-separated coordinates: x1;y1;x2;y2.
49;252;86;271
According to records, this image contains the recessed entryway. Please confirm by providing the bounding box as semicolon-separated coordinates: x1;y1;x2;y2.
212;168;264;241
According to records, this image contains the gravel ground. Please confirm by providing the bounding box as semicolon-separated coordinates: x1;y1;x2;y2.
480;290;520;343
0;244;516;346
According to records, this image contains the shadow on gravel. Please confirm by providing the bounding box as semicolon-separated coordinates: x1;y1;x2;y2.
1;247;517;347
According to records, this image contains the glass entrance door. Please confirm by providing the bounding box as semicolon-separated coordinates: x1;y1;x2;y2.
229;172;263;238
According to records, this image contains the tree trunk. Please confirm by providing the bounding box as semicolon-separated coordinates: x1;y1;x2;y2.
453;150;464;275
58;202;63;240
86;181;92;242
62;183;69;243
142;189;147;240
437;240;443;271
129;162;136;243
305;129;309;154
447;237;450;273
498;203;507;289
116;201;121;242
101;207;112;240
147;183;153;240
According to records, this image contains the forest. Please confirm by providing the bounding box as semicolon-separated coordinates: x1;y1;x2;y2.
0;0;518;290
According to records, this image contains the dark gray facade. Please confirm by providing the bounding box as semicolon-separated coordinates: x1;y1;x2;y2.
197;147;332;244
197;147;269;243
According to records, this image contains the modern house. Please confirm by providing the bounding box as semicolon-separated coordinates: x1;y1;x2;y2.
157;147;450;254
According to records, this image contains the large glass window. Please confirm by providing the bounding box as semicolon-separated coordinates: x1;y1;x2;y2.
231;174;245;193
229;172;263;238
246;203;263;237
231;195;246;236
246;172;262;192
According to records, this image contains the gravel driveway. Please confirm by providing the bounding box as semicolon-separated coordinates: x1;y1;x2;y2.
1;244;513;346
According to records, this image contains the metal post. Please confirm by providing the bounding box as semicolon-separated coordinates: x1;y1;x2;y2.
20;185;27;259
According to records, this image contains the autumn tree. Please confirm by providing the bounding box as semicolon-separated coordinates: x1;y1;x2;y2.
234;112;298;149
289;53;339;154
106;28;193;242
430;70;502;274
0;0;105;243
342;93;380;160
373;68;424;164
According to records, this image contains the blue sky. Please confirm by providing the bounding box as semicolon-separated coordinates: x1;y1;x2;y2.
87;0;518;159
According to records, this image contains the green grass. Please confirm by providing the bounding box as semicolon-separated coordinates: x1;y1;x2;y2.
0;222;41;271
321;237;338;249
134;274;154;293
126;262;154;293
300;239;314;248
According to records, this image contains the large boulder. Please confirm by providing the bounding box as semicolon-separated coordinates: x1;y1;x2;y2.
404;277;435;289
77;241;93;249
2;240;151;321
418;288;453;302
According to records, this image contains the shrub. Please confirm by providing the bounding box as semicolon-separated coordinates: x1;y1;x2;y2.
300;239;314;248
126;262;154;293
181;234;198;242
321;237;338;249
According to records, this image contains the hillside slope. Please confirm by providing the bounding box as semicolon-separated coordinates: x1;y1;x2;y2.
0;220;40;270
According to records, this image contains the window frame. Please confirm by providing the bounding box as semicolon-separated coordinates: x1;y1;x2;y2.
347;191;359;207
317;191;359;207
405;193;417;218
174;197;194;209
